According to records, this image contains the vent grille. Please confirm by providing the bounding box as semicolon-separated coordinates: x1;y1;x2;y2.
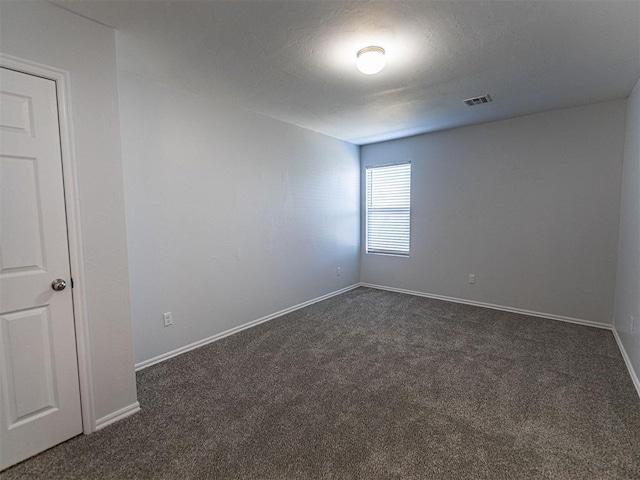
463;94;492;106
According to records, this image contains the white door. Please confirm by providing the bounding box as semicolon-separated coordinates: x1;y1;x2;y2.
0;67;82;470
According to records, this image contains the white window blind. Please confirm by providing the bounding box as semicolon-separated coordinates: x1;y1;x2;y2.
365;163;411;256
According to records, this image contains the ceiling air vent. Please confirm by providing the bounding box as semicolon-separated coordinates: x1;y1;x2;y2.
463;94;492;106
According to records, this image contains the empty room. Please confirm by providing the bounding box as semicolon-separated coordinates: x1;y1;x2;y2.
1;0;639;478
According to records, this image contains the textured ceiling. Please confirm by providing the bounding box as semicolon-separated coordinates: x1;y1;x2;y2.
52;0;640;145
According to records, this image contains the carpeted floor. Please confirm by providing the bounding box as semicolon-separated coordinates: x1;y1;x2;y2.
2;287;640;479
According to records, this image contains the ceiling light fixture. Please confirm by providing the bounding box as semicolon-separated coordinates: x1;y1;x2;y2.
356;46;385;75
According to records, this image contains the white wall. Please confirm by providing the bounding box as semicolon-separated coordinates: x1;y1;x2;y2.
117;69;360;365
614;78;640;390
0;2;137;422
361;100;627;325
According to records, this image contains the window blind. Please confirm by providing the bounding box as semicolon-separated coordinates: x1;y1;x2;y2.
365;163;411;256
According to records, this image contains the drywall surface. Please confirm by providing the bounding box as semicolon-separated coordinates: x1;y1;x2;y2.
0;2;137;421
361;100;627;324
614;78;640;384
117;70;360;365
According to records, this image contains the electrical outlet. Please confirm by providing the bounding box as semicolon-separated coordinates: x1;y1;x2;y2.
336;267;341;276
469;274;475;284
163;312;173;327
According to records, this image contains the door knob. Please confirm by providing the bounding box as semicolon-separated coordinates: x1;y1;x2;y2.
51;279;67;291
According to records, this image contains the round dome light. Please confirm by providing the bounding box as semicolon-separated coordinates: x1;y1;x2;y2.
356;46;385;75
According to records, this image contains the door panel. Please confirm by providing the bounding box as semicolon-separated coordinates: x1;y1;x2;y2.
0;90;34;135
1;155;46;273
1;306;58;425
0;67;82;470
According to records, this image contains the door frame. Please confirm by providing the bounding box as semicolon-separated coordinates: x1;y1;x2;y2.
0;53;96;434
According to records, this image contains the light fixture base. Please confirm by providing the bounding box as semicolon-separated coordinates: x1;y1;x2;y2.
356;46;386;75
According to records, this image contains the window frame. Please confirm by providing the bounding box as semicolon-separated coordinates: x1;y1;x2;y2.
365;162;411;257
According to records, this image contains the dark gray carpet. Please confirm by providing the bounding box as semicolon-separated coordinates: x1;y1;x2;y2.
2;287;639;479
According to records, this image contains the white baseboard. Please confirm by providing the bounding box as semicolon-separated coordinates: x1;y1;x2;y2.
135;283;361;371
360;283;613;330
612;328;640;399
94;402;141;431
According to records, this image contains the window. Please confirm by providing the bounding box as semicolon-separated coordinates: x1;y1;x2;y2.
365;163;411;256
